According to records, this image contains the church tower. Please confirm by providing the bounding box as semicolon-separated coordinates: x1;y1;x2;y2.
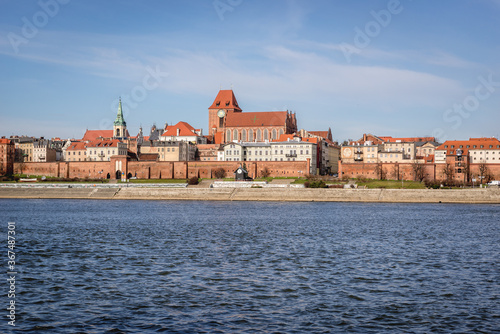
113;98;128;140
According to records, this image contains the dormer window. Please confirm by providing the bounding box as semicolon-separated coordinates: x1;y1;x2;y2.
226;101;230;106
216;101;220;106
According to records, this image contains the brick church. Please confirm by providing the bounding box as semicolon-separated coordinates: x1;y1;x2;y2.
208;90;297;144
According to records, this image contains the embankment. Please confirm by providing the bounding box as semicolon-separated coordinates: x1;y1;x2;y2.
1;187;499;203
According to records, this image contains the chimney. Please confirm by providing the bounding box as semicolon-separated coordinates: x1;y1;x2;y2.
177;128;180;136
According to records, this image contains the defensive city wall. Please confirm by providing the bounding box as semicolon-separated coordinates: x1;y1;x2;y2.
14;158;310;179
339;162;500;182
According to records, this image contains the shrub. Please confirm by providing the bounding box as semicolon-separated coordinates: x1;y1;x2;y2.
424;180;441;189
188;176;199;185
213;168;226;179
304;180;327;188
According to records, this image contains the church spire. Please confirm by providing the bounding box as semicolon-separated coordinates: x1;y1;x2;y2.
114;97;127;127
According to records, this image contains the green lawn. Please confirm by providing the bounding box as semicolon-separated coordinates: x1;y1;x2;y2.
356;179;426;189
127;179;187;183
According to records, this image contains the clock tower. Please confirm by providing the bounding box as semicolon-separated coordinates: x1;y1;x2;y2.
113;98;128;140
208;89;242;136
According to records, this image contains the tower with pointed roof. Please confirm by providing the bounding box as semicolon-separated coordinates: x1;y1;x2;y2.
113;98;128;140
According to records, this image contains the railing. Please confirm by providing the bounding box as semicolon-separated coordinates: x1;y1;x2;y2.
285;153;297;157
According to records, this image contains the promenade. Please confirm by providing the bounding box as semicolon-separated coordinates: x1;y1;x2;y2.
1;185;499;204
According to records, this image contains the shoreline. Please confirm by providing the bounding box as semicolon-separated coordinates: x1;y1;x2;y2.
0;187;499;204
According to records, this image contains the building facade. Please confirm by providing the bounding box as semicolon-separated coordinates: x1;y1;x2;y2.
33;139;57;163
0;138;15;175
222;137;317;174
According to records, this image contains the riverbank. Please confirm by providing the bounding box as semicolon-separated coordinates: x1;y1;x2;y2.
1;187;499;203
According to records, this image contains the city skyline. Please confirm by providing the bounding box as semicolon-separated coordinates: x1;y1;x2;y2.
1;0;499;142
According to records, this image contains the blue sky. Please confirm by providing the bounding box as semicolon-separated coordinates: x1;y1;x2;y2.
0;0;499;142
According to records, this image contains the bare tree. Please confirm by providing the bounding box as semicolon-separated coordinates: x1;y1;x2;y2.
374;162;386;180
412;161;425;182
260;166;271;178
461;160;470;185
392;164;400;180
442;162;454;185
479;162;491;184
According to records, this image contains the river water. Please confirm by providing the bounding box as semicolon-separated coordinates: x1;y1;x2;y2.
0;199;499;333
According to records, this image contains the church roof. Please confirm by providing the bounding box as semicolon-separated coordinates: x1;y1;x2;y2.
209;90;242;111
225;111;289;127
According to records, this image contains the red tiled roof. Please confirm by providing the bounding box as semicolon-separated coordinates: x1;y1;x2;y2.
273;134;295;142
143;136;150;141
86;139;121;148
161;121;200;137
67;142;87;151
209;90;242;111
82;130;113;141
380;136;436;143
226;111;288;127
436;137;500;155
309;131;329;138
302;137;319;144
0;138;12;144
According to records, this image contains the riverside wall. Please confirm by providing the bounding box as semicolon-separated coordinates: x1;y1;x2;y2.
1;187;499;204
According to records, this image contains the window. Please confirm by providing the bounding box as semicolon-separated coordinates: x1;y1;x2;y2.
226;130;231;142
306;150;309;154
233;129;238;141
242;129;247;142
300;150;303;154
248;129;254;141
257;129;262;141
248;151;252;155
272;129;277;140
280;150;283;154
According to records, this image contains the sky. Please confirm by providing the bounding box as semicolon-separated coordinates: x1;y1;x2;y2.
0;0;499;143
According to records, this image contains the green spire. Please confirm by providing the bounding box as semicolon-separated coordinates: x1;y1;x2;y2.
114;97;127;126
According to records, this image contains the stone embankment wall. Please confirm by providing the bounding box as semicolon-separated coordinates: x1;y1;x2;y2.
1;187;499;203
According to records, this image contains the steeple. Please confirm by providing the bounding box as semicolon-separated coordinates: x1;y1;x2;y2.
114;98;127;127
113;97;127;140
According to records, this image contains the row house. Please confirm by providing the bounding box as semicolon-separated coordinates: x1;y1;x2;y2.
139;140;196;162
341;134;439;164
33;139;57;162
65;142;88;162
0;138;15;175
86;139;127;161
12;136;36;162
435;137;500;182
196;144;220;161
298;128;340;175
222;137;317;174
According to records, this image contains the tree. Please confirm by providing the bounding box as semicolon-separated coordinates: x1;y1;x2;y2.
213;167;226;179
18;162;26;175
442;162;454;185
392;164;400;180
260;166;271;178
478;162;490;185
412;161;425;182
461;160;470;185
374;162;386;180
